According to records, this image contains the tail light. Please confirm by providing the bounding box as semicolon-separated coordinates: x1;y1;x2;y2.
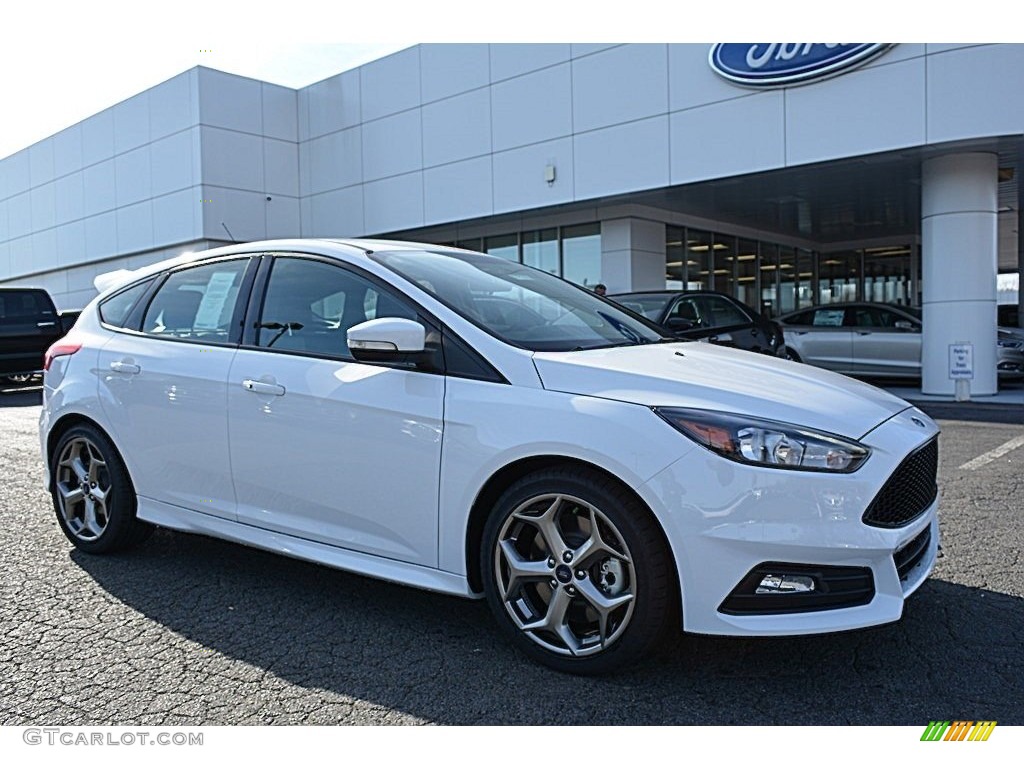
43;341;82;371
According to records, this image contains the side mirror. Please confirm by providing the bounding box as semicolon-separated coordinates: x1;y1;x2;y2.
894;320;915;331
347;317;427;364
665;317;695;333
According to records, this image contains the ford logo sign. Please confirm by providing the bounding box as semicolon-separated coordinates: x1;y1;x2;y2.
709;44;892;87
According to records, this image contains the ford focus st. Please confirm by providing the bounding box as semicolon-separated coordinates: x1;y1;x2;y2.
40;239;940;674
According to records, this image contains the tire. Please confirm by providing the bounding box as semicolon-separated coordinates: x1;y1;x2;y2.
783;347;802;363
481;465;677;675
50;424;153;554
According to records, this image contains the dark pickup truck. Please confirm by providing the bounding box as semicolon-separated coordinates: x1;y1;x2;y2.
0;288;71;384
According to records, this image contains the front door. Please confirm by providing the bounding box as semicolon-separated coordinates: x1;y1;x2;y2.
226;255;445;566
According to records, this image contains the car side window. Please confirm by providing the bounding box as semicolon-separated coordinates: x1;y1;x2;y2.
811;308;847;327
695;296;749;328
852;307;882;328
667;297;702;325
257;257;416;359
99;279;154;329
142;260;249;342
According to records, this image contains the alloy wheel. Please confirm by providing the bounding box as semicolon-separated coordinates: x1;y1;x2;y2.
494;493;636;657
54;437;113;542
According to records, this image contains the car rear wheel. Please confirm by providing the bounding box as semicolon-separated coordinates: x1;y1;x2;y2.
481;466;676;675
51;424;153;553
783;346;802;362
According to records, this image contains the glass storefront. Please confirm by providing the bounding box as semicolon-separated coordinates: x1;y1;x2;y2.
663;226;917;317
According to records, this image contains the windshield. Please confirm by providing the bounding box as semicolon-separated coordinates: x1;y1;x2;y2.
371;249;668;352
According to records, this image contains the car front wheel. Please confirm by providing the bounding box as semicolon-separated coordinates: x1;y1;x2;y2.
481;466;677;675
50;424;153;554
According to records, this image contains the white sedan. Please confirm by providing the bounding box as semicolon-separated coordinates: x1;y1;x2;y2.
40;239;940;674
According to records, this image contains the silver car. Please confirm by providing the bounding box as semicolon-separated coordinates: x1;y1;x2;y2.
778;302;1024;380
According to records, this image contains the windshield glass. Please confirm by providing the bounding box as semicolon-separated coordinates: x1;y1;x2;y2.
371;249;667;352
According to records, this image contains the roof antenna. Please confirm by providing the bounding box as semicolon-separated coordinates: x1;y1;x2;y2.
221;222;238;243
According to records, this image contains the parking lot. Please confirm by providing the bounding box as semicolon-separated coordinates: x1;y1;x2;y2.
1;385;1022;726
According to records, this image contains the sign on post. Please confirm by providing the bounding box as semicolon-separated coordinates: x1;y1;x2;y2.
948;344;974;380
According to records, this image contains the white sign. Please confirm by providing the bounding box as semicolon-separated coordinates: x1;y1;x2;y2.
193;272;237;331
949;343;974;379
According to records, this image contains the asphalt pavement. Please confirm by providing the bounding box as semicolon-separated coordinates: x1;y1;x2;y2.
1;385;1022;725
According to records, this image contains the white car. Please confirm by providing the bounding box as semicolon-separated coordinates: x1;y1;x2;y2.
40;239;940;674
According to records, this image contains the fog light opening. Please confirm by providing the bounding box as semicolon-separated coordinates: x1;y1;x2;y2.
755;574;816;594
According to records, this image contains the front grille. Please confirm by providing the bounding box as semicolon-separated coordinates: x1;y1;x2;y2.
894;528;931;582
863;437;938;528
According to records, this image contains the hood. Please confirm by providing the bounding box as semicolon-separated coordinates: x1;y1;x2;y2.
532;342;910;439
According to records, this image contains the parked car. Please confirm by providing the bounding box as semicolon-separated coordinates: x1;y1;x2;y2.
778;302;1024;380
998;304;1023;345
1;287;65;385
609;290;784;355
42;240;940;674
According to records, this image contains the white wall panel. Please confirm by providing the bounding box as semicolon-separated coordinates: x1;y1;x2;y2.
8;236;32;276
668;44;749;113
360;48;420;123
265;195;300;239
306;70;361;139
424;157;492;224
309;186;363;237
572;45;668;133
53;125;83;176
671;92;785;184
363;172;423;234
55;172;85;225
571;44;620;58
927;45;1024;143
152;189;199;246
574;116;669;200
113;93;150;154
200;127;263;192
82;159;117;217
490;44;570;82
262;83;298;141
263;139;299;197
31;229;57;273
786;58;926;166
116;200;153;254
149;72;194;140
56;220;86;267
3;150;31;198
197;68;262;134
30;182;56;231
308;127;361;194
114;146;152;206
420;44;489;103
150;129;195;197
200;186;267;242
81;109;115;167
29;139;55;187
492;137;574;214
8;192;32;239
491;64;572;152
84;212;118;260
0;240;8;279
422;89;491;167
362;111;422;182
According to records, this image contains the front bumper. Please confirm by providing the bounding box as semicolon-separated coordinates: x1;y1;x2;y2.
641;406;940;636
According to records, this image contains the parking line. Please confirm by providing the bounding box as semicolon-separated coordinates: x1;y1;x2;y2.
959;434;1024;471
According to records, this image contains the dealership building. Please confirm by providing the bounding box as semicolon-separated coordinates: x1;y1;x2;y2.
1;43;1022;396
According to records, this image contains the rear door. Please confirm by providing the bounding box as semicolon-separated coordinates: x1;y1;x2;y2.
0;289;61;376
786;307;854;371
96;256;256;519
849;305;921;377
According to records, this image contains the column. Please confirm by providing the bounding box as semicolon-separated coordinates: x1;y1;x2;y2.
599;218;666;293
921;153;999;396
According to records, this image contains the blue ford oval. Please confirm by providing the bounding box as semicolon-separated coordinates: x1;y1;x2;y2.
709;44;891;86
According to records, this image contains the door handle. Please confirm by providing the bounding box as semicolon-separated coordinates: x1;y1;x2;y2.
37;321;57;328
242;379;286;396
856;331;873;336
109;361;141;375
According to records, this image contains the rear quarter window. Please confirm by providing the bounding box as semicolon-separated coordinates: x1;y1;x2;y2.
99;280;154;329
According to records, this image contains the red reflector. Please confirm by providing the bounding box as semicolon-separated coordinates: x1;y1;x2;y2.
43;342;82;371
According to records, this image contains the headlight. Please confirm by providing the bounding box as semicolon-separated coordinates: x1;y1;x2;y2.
654;407;870;473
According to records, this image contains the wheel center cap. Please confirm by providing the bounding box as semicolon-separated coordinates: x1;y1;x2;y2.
555;564;573;584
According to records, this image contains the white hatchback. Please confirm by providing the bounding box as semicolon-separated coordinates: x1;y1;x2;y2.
40;240;940;674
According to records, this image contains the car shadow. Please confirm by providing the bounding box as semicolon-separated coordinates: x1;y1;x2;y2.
71;531;1024;725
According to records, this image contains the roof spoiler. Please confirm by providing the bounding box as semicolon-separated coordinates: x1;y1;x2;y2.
93;269;137;295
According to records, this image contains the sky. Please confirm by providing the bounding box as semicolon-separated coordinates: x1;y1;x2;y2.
0;1;1006;160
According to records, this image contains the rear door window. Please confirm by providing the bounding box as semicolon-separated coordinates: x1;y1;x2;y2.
142;260;249;343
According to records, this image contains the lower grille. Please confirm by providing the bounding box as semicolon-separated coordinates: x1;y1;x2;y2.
863;437;938;528
894;528;931;582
